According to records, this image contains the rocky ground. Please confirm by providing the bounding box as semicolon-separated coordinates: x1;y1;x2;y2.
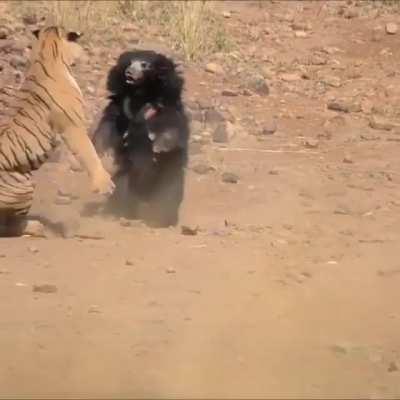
1;1;400;398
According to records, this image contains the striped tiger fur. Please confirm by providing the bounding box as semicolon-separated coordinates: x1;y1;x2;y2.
0;26;114;236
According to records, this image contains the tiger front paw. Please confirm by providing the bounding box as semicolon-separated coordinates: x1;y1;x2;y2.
91;169;115;195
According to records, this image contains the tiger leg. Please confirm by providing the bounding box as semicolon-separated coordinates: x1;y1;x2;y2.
0;171;43;237
62;125;115;195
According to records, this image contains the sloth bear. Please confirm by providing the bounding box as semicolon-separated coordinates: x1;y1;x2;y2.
92;50;189;227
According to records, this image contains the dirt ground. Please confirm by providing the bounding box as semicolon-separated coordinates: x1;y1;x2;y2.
1;1;400;398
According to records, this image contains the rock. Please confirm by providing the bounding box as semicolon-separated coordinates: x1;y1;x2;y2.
327;100;361;113
0;39;15;53
205;63;223;74
22;14;38;25
165;268;176;274
0;27;8;39
280;73;302;82
222;88;239;97
343;156;353;164
222;11;231;18
388;361;399;373
386;23;398;35
292;22;312;31
343;8;358;19
321;75;342;88
54;195;72;205
119;218;131;227
260;119;277;135
33;284;58;294
205;109;225;126
221;172;239;184
294;30;308;38
191;163;215;175
369;115;396;131
9;54;27;69
212;123;229;143
181;225;199;236
249;77;269;96
309;54;328;66
125;259;134;266
304;139;319;149
28;245;39;254
269;168;279;175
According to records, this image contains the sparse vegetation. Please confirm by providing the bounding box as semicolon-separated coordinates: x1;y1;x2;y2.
6;0;233;62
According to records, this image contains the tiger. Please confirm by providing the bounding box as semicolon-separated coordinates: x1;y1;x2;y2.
0;26;115;237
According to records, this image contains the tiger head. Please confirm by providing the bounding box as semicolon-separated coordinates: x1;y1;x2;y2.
30;26;84;66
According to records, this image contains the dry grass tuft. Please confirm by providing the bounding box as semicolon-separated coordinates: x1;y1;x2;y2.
7;0;233;62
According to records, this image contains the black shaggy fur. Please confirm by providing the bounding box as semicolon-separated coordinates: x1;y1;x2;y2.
92;50;189;227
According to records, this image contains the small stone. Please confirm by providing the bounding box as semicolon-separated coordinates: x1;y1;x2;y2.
33;284;58;294
0;27;8;40
386;23;398;35
294;30;308;38
191;163;215;175
212;123;229;143
327;100;361;113
388;361;399;373
330;344;349;354
249;77;269;96
205;109;225;126
165;268;176;274
221;172;239;184
343;8;358;19
260;119;277;135
309;54;328;66
222;88;239;97
205;63;223;74
125;259;134;266
369;115;396;131
22;15;38;25
343;156;353;164
54;195;72;205
181;225;199;236
304;139;319;149
280;73;302;82
269;169;279;175
119;218;132;227
28;246;39;254
222;11;231;18
321;75;342;88
9;54;27;69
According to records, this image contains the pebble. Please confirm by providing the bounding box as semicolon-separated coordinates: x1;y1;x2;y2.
222;88;239;97
280;73;302;82
304;139;319;149
260;119;277;135
192;163;215;175
125;259;134;266
205;63;223;74
369;115;396;131
386;23;398;35
327;100;361;113
222;11;231;18
9;54;27;69
388;361;399;373
54;195;72;205
343;156;353;164
221;172;239;184
212;123;229;143
33;284;58;294
165;268;176;274
294;30;308;38
181;225;199;236
250;77;270;96
0;27;8;40
28;246;39;254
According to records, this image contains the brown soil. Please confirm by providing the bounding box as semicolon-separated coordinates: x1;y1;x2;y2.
1;1;400;398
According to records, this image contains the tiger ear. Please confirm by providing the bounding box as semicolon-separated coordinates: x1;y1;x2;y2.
32;29;40;39
67;31;82;42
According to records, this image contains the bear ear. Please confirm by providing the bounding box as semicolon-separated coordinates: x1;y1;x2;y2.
32;29;40;39
67;31;82;42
